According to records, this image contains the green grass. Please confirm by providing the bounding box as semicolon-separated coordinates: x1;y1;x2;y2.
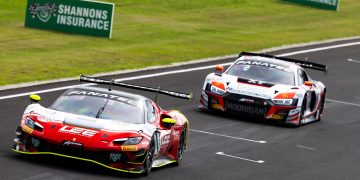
1;0;360;86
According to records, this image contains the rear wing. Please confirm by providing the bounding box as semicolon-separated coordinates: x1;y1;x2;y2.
80;75;193;100
239;52;328;72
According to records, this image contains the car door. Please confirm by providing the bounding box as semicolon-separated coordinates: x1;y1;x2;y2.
145;100;173;156
298;69;317;113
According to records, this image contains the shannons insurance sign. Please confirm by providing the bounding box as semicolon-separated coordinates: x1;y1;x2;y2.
25;0;115;38
283;0;340;11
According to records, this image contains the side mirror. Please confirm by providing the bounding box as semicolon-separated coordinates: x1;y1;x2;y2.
161;118;176;129
304;81;313;86
30;94;41;104
215;65;224;76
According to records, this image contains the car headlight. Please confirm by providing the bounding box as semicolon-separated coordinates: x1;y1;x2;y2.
211;85;226;95
123;137;143;145
272;99;293;106
25;117;35;129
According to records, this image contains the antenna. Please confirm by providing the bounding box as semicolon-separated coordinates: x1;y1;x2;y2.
154;86;160;102
108;79;114;91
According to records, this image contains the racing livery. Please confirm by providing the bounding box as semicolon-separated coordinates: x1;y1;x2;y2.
13;76;192;175
200;52;328;126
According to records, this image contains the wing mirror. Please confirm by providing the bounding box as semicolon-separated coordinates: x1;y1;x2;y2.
30;94;41;104
161;118;176;129
304;81;313;86
215;65;224;76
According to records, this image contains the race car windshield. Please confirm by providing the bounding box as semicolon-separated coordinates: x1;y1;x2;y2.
226;64;295;85
50;94;144;124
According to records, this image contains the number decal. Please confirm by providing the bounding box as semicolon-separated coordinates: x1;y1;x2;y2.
161;135;170;146
243;65;250;71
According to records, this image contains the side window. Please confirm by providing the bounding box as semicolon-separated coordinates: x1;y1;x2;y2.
298;69;308;85
145;100;156;124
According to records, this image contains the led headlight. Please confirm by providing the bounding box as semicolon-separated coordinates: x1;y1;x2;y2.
211;85;226;95
272;99;293;106
25;117;35;129
123;137;143;145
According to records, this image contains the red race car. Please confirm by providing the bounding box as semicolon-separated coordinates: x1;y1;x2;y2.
13;75;192;175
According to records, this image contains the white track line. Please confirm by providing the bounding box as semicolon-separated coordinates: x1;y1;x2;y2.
296;145;315;151
0;63;231;100
190;129;267;144
216;152;265;164
326;99;360;107
1;41;360;101
347;59;360;63
278;42;360;57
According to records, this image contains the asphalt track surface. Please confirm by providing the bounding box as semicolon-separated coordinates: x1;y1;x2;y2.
1;38;360;180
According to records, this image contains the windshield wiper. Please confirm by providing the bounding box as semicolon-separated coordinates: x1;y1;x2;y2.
95;106;105;118
96;96;111;118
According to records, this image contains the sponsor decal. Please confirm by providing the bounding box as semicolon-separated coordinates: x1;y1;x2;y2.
247;79;266;85
289;108;301;115
121;145;138;151
211;104;223;110
37;115;57;122
236;60;291;72
238;78;275;87
58;125;98;138
22;125;34;134
227;81;273;98
29;3;57;22
239;98;255;104
226;102;266;115
226;86;270;99
25;0;114;38
62;141;83;148
67;90;137;105
31;137;40;148
110;153;121;162
282;0;339;11
271;114;284;120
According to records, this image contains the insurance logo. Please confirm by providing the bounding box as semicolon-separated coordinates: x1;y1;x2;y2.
29;3;57;22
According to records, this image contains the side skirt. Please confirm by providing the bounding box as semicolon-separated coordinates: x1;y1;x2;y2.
12;149;144;174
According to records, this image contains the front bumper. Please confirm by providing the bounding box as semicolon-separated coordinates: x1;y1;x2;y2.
200;90;300;124
13;128;147;174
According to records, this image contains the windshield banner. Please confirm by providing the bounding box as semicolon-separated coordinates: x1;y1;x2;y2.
25;0;115;38
283;0;340;11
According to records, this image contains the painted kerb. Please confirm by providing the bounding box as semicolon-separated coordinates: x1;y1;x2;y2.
283;0;340;11
25;0;115;38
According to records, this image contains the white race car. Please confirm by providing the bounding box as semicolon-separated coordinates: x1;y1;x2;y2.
199;52;328;126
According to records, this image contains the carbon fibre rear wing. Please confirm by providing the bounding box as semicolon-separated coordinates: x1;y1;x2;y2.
80;75;193;100
239;52;328;72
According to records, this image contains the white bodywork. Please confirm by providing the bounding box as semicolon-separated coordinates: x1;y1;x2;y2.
201;55;326;125
23;104;156;137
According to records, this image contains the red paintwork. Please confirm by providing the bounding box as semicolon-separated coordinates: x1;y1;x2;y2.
16;99;189;173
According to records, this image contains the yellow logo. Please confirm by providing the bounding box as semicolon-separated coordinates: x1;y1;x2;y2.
121;145;138;151
22;126;34;135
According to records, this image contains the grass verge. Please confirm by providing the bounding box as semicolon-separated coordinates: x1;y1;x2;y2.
0;0;360;86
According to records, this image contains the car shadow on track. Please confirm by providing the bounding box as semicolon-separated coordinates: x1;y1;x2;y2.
194;108;317;129
7;153;144;179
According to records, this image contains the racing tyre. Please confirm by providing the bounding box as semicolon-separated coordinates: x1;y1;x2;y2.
143;138;155;176
297;96;307;127
317;91;326;121
175;126;187;166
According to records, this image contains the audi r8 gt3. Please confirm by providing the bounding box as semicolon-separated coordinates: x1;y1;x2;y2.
13;75;192;175
199;52;328;126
